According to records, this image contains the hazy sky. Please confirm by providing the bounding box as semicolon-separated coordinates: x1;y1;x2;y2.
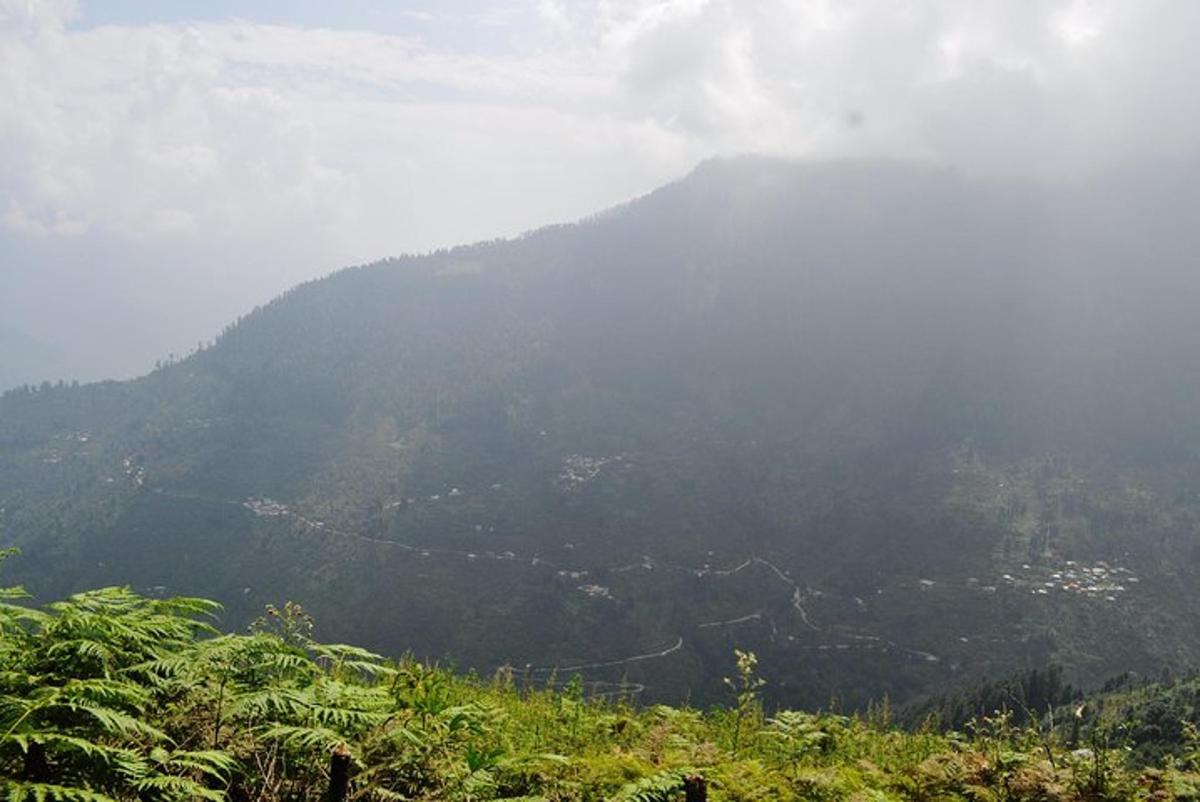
2;0;1199;386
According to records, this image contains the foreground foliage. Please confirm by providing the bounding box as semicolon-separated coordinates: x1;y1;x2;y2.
3;568;1200;799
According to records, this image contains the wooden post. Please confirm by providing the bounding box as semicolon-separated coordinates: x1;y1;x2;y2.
325;744;352;802
684;774;707;802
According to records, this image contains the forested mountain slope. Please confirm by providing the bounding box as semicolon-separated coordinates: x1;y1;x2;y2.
4;157;1200;709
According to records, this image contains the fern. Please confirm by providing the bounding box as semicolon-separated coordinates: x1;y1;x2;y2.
259;723;354;754
3;783;117;802
612;769;692;801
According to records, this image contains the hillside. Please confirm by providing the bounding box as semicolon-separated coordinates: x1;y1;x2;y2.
4;157;1200;709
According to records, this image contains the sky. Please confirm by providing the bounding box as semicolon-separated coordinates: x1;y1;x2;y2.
2;0;1200;387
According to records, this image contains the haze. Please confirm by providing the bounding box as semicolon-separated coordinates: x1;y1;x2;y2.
2;0;1199;389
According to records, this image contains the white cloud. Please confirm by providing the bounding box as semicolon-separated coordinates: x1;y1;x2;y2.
2;0;1199;293
0;11;354;247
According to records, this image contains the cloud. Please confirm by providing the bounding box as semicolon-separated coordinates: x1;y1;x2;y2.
2;0;1199;271
0;7;353;246
598;0;1200;176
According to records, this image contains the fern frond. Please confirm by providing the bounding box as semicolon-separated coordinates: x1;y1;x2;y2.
226;687;313;721
56;701;169;741
258;723;353;755
9;730;143;768
150;595;224;619
151;748;240;779
3;783;117;802
132;775;226;802
612;769;691;802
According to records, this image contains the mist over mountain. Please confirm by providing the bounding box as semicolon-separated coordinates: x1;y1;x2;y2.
0;230;326;389
0;322;68;391
4;156;1200;708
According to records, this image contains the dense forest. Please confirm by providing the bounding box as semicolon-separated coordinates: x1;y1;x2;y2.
4;158;1200;709
6;547;1200;802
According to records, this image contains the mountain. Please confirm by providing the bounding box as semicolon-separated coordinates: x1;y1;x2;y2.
4;156;1200;709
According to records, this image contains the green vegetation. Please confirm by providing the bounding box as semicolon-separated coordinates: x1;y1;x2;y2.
5;550;1200;801
905;665;1084;732
1048;671;1200;770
